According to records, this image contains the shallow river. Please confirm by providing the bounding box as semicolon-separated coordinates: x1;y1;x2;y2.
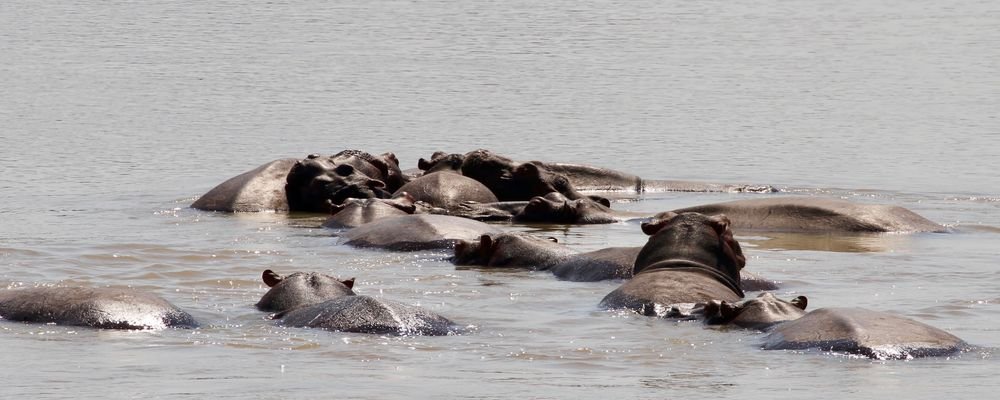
1;0;999;398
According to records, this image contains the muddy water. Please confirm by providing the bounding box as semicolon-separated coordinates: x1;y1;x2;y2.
2;0;999;398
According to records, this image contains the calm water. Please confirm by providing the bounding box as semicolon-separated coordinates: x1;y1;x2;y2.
2;0;999;398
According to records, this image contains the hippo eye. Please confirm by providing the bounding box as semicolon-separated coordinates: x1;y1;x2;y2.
334;164;355;176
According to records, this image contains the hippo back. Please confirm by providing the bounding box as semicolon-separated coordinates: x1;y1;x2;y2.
339;214;503;251
0;287;197;330
673;197;946;233
763;307;966;359
392;172;498;210
191;158;297;212
278;295;457;336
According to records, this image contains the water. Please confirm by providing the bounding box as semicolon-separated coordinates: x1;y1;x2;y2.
1;0;999;398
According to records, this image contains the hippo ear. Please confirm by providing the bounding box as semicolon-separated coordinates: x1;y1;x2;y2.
341;277;355;289
707;214;732;236
328;201;346;215
430;151;448;160
720;300;741;321
380;152;399;166
641;212;678;235
479;234;495;252
702;300;722;320
262;270;283;287
588;195;612;208
791;296;808;310
417;158;433;171
518;162;541;177
366;178;386;189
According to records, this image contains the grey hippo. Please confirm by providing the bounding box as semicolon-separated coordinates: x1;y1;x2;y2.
257;269;458;336
669;196;946;233
0;287;197;330
599;212;746;314
695;294;967;359
761;307;967;359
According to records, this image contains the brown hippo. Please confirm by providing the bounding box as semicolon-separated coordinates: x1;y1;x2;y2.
515;192;649;224
320;195;419;229
339;214;503;251
447;149;600;202
761;307;967;359
453;231;776;289
192;150;406;213
418;150;777;194
257;270;457;336
599;212;746;314
453;233;637;281
0;287;197;330
669;197;946;233
285;153;395;213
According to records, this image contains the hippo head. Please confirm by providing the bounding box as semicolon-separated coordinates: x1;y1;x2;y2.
418;152;466;174
255;269;357;313
452;233;566;268
635;212;746;284
460;149;518;197
517;192;615;224
285;154;392;213
703;292;808;330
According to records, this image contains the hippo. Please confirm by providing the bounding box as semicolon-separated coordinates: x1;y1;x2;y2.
256;270;457;336
669;197;946;233
700;292;808;330
450;150;599;202
0;287;197;330
450;192;645;224
285;153;396;213
320;195;419;229
419;150;777;194
339;214;503;251
192;150;406;213
599;212;746;314
762;307;967;359
191;158;299;212
453;231;776;288
515;192;649;224
453;233;635;281
392;170;498;210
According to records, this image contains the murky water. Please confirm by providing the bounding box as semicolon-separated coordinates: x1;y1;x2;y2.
1;0;999;398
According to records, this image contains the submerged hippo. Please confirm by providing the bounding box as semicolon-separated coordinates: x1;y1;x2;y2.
392;170;498;210
321;195;419;229
700;292;808;329
0;287;197;330
339;214;503;251
419;150;777;194
453;232;777;289
257;270;458;336
761;307;967;359
670;197;946;233
599;212;746;314
191;158;299;212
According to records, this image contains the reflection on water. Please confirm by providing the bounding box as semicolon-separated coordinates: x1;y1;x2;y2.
739;232;917;253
